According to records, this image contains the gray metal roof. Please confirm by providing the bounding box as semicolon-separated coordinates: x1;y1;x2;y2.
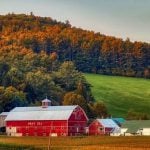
97;119;119;128
5;105;78;121
0;112;9;116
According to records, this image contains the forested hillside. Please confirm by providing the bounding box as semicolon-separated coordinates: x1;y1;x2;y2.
0;45;95;111
0;14;149;118
0;13;149;78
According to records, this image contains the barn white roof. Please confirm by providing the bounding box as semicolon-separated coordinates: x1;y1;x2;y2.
0;112;9;116
5;105;78;121
97;119;119;128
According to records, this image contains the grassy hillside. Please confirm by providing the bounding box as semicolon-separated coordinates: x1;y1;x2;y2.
85;73;150;117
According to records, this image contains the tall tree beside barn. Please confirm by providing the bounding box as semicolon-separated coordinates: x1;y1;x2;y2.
63;92;88;112
89;102;108;118
0;86;26;112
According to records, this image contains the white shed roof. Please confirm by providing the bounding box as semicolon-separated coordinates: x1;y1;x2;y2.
97;119;119;128
5;105;78;121
0;112;9;116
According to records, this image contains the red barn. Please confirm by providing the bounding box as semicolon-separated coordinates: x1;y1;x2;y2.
89;119;120;136
5;98;88;136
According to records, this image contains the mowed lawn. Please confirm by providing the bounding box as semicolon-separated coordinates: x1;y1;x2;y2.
85;73;150;117
0;136;150;150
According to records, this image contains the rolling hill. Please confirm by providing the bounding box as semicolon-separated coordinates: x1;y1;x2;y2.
0;14;149;78
85;73;150;117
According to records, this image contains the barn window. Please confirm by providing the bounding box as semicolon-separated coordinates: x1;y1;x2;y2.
99;127;104;131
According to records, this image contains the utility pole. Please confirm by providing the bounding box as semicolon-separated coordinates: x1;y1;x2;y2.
48;132;51;150
48;121;52;150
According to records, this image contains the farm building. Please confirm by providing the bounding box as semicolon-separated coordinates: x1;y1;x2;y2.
0;112;9;128
112;118;125;126
0;112;9;133
88;119;120;136
121;120;150;136
5;98;88;137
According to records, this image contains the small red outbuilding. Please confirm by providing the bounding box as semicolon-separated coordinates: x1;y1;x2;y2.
5;98;88;136
88;119;120;135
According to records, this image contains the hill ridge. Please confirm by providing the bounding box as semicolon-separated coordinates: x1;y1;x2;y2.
0;13;149;78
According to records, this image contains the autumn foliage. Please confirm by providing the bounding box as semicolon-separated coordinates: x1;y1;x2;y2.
0;13;149;78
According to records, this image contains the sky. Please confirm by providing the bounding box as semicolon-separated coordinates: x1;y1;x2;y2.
0;0;150;43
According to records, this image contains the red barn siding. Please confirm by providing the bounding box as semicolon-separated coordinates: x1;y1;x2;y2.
6;106;88;136
68;106;87;136
89;120;113;136
89;120;105;135
6;120;68;136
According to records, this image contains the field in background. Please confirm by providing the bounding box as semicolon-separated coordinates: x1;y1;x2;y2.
85;73;150;117
0;136;150;150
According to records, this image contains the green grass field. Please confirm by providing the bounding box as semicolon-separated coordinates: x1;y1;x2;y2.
85;73;150;117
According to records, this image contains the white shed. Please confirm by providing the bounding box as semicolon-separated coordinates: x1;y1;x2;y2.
121;120;150;136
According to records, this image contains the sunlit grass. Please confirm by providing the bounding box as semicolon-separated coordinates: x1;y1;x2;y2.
85;73;150;117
